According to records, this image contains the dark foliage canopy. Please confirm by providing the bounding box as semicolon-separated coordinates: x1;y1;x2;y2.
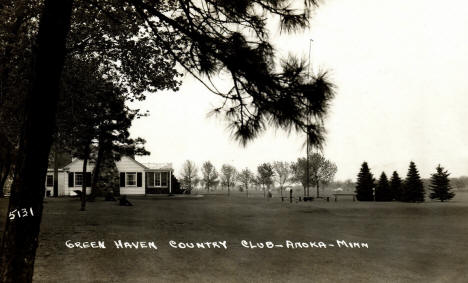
57;58;150;160
121;0;335;146
2;0;333;147
355;162;374;201
1;0;182;147
0;1;41;188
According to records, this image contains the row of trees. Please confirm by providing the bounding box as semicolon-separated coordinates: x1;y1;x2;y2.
179;153;337;197
179;160;276;196
356;161;455;202
449;176;468;190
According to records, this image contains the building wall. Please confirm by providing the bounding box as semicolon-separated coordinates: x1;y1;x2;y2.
115;156;145;195
47;156;155;196
65;160;94;196
145;171;172;194
58;172;67;196
45;171;67;196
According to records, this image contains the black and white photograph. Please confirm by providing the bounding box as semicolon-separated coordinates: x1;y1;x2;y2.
1;0;468;282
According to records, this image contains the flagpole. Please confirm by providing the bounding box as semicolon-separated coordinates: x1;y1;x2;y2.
306;38;313;197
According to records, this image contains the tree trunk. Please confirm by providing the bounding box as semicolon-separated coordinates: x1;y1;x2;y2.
0;1;73;281
90;138;105;199
306;153;310;197
0;162;12;198
316;181;320;198
53;145;59;197
81;141;91;211
114;184;121;197
0;138;13;198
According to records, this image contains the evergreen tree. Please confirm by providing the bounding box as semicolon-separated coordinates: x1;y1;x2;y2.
389;171;403;201
375;172;392;201
429;164;455;202
403;161;425;202
355;162;375;201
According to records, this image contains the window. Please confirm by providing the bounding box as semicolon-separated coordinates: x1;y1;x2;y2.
155;172;161;186
75;173;83;187
126;172;137;186
46;175;54;187
147;172;169;187
147;172;154;187
161;172;168;186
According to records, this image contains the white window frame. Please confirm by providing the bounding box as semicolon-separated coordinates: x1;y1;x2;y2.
161;172;168;187
126;172;137;187
75;173;83;187
148;172;168;187
155;172;161;187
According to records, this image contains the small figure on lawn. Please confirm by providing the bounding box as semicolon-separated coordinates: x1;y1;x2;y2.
105;191;116;201
119;195;133;206
267;189;272;200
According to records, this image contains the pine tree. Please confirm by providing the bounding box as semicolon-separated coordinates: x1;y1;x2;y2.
355;162;375;201
429;164;455;202
390;171;403;201
403;161;425;202
375;172;392;201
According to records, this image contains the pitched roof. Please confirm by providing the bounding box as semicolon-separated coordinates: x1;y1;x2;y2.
58;155;172;171
124;156;149;169
61;158;80;170
143;163;173;171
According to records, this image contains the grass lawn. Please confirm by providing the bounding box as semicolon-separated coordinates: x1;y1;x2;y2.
1;191;468;282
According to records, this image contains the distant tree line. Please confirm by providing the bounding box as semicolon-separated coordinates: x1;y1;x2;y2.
449;176;468;190
355;161;455;202
178;152;337;198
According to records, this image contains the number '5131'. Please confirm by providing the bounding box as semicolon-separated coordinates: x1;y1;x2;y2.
9;208;34;220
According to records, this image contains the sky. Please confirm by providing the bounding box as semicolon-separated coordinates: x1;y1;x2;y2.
130;0;468;181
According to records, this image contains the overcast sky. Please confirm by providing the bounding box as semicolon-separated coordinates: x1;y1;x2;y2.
130;0;468;181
